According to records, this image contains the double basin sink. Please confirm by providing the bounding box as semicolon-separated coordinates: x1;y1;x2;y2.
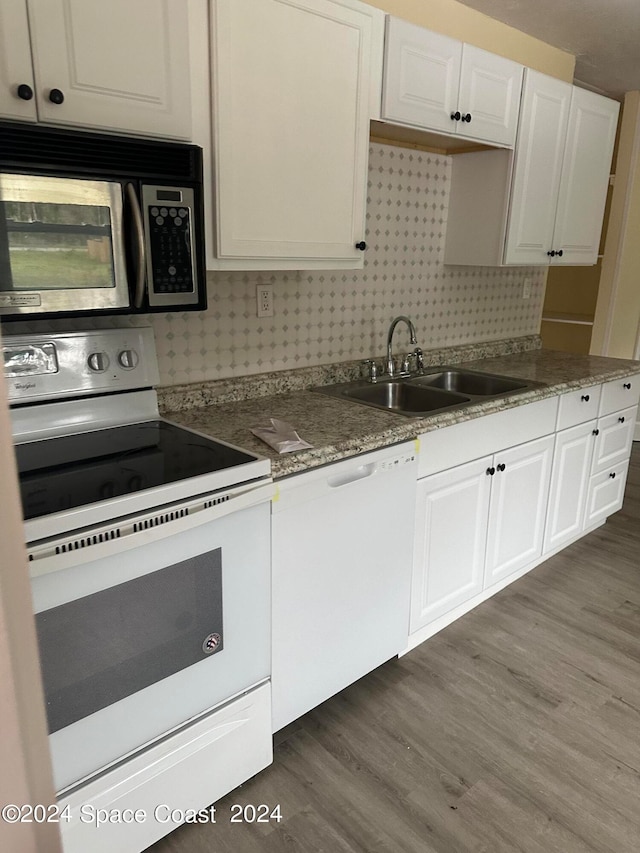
314;367;545;417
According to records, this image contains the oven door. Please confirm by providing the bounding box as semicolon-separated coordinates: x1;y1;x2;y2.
28;482;272;794
0;173;130;316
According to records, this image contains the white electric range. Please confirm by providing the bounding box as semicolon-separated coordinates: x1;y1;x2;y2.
4;326;274;853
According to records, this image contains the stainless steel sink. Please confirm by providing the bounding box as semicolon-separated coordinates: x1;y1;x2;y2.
313;366;545;417
412;368;530;396
338;380;470;414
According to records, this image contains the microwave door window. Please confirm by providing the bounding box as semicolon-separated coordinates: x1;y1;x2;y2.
0;200;116;291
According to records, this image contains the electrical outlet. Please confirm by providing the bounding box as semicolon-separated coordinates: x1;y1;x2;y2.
522;277;532;300
256;284;273;317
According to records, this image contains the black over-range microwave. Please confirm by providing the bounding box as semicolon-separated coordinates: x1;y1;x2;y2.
0;121;206;319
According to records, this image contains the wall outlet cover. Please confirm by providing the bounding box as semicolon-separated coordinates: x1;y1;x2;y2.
257;284;274;317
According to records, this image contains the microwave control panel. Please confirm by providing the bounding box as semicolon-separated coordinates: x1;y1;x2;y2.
142;185;198;307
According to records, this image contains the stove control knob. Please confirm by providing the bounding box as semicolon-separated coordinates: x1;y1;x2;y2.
118;349;139;370
87;351;110;372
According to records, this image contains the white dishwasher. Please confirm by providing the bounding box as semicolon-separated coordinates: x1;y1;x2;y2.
271;441;418;731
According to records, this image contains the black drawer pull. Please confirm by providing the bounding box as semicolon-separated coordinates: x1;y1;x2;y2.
610;472;616;479
592;429;600;436
355;241;367;251
451;111;461;121
619;416;625;423
486;467;495;476
624;382;631;389
497;463;506;472
48;88;64;105
581;394;590;402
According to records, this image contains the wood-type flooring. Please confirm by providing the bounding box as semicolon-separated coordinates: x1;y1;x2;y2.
150;445;640;853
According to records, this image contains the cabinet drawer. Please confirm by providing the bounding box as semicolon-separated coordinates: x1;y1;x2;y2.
556;384;601;430
591;405;637;475
584;460;629;529
418;396;558;477
598;374;640;416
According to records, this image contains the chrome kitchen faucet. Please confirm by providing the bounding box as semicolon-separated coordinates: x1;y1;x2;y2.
386;315;420;377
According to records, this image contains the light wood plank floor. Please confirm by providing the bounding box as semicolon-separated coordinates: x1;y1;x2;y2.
150;446;640;853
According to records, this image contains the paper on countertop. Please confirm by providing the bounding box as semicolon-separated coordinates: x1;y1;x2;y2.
250;418;314;454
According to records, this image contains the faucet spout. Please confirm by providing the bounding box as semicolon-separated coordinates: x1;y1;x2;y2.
386;315;417;377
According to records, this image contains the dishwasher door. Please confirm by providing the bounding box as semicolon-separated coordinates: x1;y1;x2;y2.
271;442;418;731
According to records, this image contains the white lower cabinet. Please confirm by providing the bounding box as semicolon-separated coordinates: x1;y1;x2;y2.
409;376;639;648
410;432;553;637
584;460;630;528
591;406;637;474
411;456;491;630
543;377;639;557
543;420;597;554
484;435;554;586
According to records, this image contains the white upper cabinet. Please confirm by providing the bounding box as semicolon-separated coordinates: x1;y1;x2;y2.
209;0;383;270
503;71;571;265
445;70;620;266
382;17;523;147
0;0;192;139
0;0;37;121
456;44;523;146
382;20;461;135
551;86;619;265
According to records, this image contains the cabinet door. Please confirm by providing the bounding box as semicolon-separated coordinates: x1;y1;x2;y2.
584;460;629;529
411;457;491;630
212;0;373;263
382;17;461;135
26;0;191;139
0;1;37;121
457;45;523;147
552;87;619;265
591;406;637;475
543;421;596;554
503;70;571;265
485;434;554;586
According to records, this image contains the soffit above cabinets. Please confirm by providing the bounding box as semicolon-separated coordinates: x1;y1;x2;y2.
454;0;635;99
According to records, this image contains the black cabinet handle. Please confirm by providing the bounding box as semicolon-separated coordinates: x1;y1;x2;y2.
17;83;33;101
610;472;616;479
355;241;366;251
619;416;625;423
497;463;506;472
624;382;631;389
581;394;590;402
450;111;461;121
461;113;472;122
557;249;564;257
592;429;600;436
486;467;495;476
547;250;556;257
48;88;64;105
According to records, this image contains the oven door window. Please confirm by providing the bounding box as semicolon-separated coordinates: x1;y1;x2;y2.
36;549;223;735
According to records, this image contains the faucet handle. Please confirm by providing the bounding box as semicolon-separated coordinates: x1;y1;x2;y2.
413;347;424;371
362;359;378;382
400;352;414;375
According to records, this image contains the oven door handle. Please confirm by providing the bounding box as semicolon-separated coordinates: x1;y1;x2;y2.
126;182;147;309
29;481;275;578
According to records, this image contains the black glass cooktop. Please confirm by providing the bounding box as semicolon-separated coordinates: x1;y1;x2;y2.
15;420;256;522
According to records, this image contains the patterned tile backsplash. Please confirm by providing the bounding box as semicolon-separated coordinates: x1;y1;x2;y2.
2;143;546;388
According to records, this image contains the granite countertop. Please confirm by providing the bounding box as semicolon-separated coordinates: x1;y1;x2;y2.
160;348;640;479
